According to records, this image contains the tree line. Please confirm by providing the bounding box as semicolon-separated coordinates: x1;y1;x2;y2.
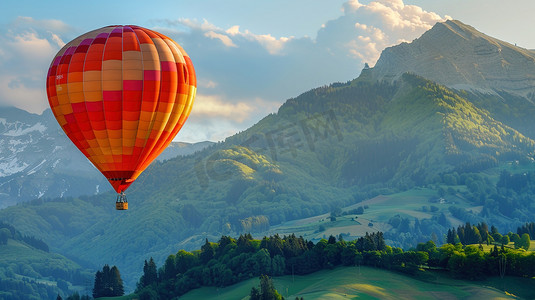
0;221;49;252
131;226;534;299
62;221;533;299
63;221;535;300
517;222;535;237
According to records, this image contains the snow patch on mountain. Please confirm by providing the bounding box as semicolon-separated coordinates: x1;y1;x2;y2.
52;159;61;169
0;158;28;177
3;122;47;137
27;159;47;175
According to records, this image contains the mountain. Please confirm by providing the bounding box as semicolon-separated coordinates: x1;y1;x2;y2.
370;20;535;99
0;107;213;208
3;74;534;290
0;107;109;208
2;20;535;291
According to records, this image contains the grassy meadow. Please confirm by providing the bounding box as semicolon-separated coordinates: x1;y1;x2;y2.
265;187;473;242
177;266;528;300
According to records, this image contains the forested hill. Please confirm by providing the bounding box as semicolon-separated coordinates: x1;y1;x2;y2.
3;72;535;290
0;222;93;299
133;223;535;299
3;20;535;292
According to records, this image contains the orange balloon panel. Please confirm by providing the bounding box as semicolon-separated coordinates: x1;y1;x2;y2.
46;25;196;193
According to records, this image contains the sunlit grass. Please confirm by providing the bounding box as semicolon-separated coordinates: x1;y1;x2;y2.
175;266;520;300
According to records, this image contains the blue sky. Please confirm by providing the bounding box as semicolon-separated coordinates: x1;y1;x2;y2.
1;0;534;142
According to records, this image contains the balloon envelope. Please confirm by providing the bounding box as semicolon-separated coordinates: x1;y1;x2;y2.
46;25;196;193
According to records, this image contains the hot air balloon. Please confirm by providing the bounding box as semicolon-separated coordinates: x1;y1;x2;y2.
46;25;196;210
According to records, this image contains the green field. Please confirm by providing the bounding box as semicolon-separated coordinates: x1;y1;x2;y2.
477;241;535;253
265;187;474;242
178;266;528;300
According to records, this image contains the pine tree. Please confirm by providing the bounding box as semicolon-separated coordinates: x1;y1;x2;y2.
477;222;489;242
102;265;112;296
237;234;255;253
110;266;125;296
259;274;283;300
457;225;465;244
141;258;158;287
200;238;215;263
491;225;499;235
93;265;124;298
92;270;103;298
447;229;453;244
375;232;386;251
250;286;261;300
327;235;337;244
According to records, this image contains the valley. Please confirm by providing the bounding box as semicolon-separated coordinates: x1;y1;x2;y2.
2;17;535;299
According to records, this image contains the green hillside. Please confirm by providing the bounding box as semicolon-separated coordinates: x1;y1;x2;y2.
179;266;527;300
0;223;93;299
2;74;535;290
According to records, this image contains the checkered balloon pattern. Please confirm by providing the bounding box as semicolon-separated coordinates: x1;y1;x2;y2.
46;25;196;193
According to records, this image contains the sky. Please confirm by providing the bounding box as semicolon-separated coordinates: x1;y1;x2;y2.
1;0;534;142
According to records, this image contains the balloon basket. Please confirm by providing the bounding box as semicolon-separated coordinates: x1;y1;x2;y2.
116;202;128;210
116;192;128;210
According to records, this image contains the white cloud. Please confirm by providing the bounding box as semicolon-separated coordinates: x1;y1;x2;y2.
0;1;450;142
152;0;449;142
238;29;291;55
198;79;218;89
0;17;69;113
204;31;237;47
0;75;48;113
173;18;292;55
333;0;448;64
190;94;254;123
260;35;290;55
49;32;66;48
176;119;240;142
343;0;364;12
179;94;280;142
13;16;71;33
365;0;444;31
178;18;219;32
173;0;447;70
8;31;56;62
226;25;240;35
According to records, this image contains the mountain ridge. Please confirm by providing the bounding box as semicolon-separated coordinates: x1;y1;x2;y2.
2;19;535;292
3;73;533;290
370;19;535;99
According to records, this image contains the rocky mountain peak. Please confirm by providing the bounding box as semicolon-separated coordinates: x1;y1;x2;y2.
369;20;535;99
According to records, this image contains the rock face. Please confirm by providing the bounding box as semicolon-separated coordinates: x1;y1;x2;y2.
370;20;535;99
